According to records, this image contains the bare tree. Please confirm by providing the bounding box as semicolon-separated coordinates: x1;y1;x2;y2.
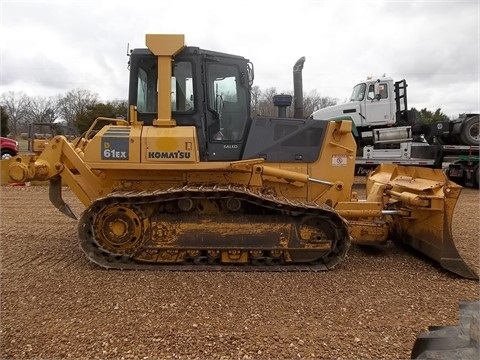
58;88;99;127
250;85;261;116
257;87;280;117
303;89;337;117
25;95;61;123
0;91;29;136
251;87;337;119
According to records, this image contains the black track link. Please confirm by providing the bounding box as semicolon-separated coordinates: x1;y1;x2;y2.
78;185;350;271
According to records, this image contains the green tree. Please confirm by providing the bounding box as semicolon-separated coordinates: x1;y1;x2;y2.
412;107;450;124
75;100;128;133
1;106;10;136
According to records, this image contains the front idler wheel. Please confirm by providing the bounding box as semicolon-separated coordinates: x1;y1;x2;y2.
93;204;148;255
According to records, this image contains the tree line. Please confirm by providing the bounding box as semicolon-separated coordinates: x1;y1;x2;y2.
0;87;339;138
0;89;127;137
0;87;448;138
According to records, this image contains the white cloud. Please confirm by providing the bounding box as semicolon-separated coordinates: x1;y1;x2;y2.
1;0;479;117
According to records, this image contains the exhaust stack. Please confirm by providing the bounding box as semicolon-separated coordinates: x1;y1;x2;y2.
293;56;305;119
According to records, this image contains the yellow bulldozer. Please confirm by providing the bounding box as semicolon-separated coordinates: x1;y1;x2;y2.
8;34;478;279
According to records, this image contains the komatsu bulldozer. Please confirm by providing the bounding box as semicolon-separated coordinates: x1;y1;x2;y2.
8;34;478;279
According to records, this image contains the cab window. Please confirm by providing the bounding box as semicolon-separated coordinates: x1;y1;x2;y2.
368;83;388;100
207;63;248;141
172;61;194;112
350;83;366;101
378;84;388;98
136;57;157;113
135;58;194;113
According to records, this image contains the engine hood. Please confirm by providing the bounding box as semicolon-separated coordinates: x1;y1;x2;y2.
311;102;360;121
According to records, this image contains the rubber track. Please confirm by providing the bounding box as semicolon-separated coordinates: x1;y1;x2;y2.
78;184;351;271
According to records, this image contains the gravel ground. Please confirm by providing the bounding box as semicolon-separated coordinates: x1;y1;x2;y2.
1;184;479;360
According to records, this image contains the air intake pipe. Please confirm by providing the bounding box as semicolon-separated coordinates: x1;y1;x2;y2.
273;94;292;118
293;56;305;119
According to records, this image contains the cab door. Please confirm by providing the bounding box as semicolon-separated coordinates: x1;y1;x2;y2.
204;60;250;161
364;81;394;126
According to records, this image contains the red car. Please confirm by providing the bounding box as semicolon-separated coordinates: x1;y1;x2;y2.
0;137;19;159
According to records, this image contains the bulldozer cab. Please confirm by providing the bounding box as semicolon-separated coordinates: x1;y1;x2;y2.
126;36;346;168
128;46;253;161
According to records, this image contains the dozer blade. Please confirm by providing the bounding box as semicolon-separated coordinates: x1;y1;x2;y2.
367;164;478;280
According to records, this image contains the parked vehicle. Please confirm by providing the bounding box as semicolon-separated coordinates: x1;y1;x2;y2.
25;123;79;154
0;137;19;159
310;76;479;187
311;76;479;147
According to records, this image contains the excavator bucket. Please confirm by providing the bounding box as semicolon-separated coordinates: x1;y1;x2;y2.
367;164;478;280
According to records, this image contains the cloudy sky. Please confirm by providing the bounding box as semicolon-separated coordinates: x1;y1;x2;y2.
1;0;479;118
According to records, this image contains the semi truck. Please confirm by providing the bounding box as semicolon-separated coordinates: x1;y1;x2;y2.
310;76;479;187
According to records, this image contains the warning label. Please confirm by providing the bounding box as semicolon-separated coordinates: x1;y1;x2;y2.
332;154;347;166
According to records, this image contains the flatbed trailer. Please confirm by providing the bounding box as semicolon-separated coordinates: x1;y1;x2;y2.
355;143;479;188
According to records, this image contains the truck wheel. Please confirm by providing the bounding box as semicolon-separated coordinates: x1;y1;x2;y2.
1;149;16;160
445;163;465;186
459;115;480;145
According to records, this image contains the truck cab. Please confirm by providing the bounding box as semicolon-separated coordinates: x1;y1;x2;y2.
311;76;416;149
311;76;397;129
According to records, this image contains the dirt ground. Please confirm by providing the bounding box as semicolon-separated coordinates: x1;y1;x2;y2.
1;184;479;360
